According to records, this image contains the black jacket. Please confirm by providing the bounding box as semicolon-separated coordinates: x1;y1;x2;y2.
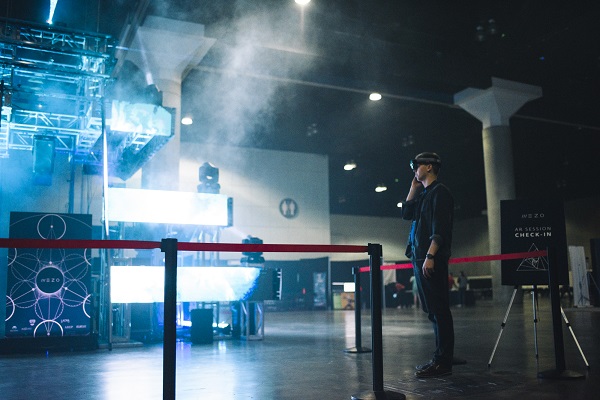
401;180;454;261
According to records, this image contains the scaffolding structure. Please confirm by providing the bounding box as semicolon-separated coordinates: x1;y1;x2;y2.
0;18;114;161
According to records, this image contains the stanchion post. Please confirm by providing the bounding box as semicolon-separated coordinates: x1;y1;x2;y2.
351;243;405;400
345;266;371;353
370;244;384;392
538;246;584;380
161;238;178;400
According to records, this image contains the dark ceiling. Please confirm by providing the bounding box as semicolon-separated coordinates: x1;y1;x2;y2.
4;0;600;220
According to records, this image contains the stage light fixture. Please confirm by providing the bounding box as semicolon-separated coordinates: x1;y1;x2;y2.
197;162;221;194
241;236;265;265
344;161;357;171
215;322;231;335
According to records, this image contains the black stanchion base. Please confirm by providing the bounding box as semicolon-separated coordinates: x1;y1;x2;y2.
351;390;406;400
344;346;372;354
538;369;585;380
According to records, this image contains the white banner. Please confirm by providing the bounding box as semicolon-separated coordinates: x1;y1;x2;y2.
569;245;591;307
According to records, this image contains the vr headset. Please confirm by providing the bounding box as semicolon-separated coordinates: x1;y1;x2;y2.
410;157;441;171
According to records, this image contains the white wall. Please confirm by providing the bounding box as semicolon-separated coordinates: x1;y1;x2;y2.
330;214;409;262
99;144;332;261
178;144;331;261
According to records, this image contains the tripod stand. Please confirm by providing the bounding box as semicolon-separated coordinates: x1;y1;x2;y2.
559;307;589;368
488;285;540;367
488;285;589;369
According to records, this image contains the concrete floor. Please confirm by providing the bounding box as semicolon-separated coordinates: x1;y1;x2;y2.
1;295;598;400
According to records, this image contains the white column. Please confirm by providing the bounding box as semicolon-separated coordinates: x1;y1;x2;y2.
140;77;181;191
125;16;216;190
455;77;542;303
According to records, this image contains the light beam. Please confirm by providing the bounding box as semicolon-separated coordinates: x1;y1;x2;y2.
47;0;59;25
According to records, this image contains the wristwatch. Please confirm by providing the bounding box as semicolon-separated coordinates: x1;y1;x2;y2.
425;253;435;260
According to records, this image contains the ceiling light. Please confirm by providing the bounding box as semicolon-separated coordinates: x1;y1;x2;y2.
397;202;403;208
295;0;311;5
181;116;193;125
369;92;382;101
344;161;356;171
375;184;387;192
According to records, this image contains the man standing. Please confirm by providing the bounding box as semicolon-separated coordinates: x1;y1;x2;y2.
401;152;455;378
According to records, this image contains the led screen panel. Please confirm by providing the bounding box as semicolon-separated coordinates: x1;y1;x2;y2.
110;266;262;303
106;187;232;226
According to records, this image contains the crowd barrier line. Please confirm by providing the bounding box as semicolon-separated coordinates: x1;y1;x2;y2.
0;238;368;254
359;249;549;273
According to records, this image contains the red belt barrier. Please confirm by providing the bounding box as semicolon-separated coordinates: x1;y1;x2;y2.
0;238;546;271
0;238;368;254
359;249;548;273
0;238;160;250
177;242;368;253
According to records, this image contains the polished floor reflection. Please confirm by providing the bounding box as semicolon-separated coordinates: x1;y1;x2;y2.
1;295;599;399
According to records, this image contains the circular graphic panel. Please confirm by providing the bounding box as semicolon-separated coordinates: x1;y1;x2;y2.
36;214;67;240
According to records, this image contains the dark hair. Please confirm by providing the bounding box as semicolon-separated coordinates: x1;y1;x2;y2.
413;152;441;175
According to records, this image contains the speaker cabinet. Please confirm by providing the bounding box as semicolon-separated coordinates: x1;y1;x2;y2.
190;309;213;344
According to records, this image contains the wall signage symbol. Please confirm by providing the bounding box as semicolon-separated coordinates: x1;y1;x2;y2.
279;198;299;219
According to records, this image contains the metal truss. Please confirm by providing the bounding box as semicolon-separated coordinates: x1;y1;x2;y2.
5;108;103;158
0;18;173;177
0;122;7;157
0;18;113;76
0;18;114;161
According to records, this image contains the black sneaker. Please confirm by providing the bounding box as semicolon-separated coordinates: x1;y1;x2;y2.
414;362;452;378
415;360;434;371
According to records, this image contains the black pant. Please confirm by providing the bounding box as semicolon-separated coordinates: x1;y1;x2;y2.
413;257;454;366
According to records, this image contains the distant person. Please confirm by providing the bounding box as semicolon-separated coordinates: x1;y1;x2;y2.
401;152;455;378
394;282;407;308
410;274;419;308
448;272;458;291
458;271;468;307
